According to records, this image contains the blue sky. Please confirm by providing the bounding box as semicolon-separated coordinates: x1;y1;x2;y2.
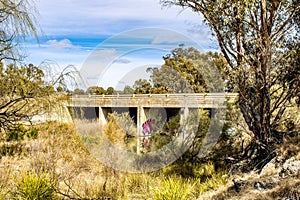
24;0;217;89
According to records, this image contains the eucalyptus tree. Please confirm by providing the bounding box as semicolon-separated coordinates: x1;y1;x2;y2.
0;63;55;130
147;45;224;93
0;0;39;62
86;86;106;95
133;79;152;94
160;0;300;166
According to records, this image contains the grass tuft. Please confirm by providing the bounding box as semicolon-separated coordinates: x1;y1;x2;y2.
153;177;195;200
14;172;57;200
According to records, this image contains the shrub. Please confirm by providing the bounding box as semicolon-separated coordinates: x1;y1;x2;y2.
0;143;25;156
162;162;195;178
6;124;26;141
14;172;56;200
26;128;38;139
194;162;215;179
5;125;39;141
163;114;180;135
103;112;136;150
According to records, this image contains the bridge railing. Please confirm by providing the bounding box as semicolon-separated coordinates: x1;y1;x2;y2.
70;93;238;99
68;93;238;108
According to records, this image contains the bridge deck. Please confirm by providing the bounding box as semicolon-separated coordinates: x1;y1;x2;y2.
69;93;237;108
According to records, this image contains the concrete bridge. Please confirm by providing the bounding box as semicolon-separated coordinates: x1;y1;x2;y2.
68;93;237;153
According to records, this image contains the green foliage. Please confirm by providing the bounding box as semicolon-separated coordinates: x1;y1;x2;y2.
0;143;25;157
122;85;134;94
162;161;218;179
0;64;46;97
163;114;180;135
106;87;115;95
26;128;38;139
6;124;26;141
0;119;233;199
193;162;215;179
80;134;100;145
161;0;300;148
73;88;85;95
149;114;180;151
5;125;39;141
162;162;196;178
86;86;106;95
161;162;227;198
133;79;152;94
0;63;55;130
14;172;56;200
150;133;172;152
276;96;300;132
148;108;215;161
1;125;38;157
153;177;195;200
147;45;224;93
195;109;210;138
132;46;226;94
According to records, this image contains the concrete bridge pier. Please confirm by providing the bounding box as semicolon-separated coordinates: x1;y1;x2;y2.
179;107;189;139
98;107;107;128
137;106;147;154
180;107;189;125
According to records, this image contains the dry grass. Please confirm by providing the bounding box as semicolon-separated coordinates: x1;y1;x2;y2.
0;121;107;199
280;135;300;160
1;119;298;199
0;121;164;199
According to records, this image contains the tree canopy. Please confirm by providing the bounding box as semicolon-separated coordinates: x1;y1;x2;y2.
0;63;54;130
86;86;106;95
161;0;300;166
134;45;225;94
0;0;39;62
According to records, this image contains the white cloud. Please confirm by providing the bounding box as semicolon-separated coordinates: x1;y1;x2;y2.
36;0;204;36
151;34;188;44
46;39;79;49
113;58;131;64
25;0;216;88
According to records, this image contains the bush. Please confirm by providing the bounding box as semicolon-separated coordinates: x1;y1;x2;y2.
194;162;215;179
5;125;39;142
26;128;38;139
6;124;26;141
14;172;56;200
0;143;25;156
162;162;195;178
103;112;136;150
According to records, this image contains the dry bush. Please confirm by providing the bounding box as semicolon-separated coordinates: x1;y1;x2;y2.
280;135;300;160
102;112;136;151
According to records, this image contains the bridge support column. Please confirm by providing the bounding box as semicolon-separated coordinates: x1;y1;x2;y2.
137;106;146;154
180;107;189;125
99;107;107;129
180;107;189;139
